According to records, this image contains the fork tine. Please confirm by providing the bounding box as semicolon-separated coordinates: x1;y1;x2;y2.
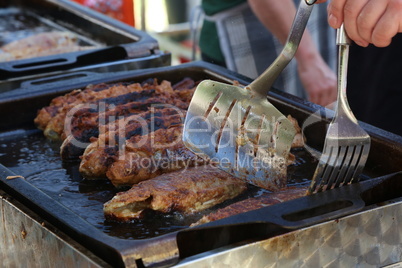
351;144;370;182
309;145;338;193
341;145;364;185
309;164;324;193
317;146;339;190
326;146;347;189
309;155;330;193
333;145;354;188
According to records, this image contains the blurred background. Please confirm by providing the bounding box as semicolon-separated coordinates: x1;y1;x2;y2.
71;0;202;65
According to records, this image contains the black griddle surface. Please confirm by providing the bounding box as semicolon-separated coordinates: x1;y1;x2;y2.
1;62;401;267
0;127;320;239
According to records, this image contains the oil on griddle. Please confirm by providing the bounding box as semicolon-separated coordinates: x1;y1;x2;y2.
0;77;317;239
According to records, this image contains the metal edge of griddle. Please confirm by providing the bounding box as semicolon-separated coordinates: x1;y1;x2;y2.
0;188;111;268
175;195;402;267
0;0;160;79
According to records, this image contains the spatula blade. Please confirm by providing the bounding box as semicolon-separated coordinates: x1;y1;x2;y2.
183;80;296;191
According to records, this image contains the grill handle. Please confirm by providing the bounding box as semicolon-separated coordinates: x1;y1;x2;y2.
19;72;94;88
0;46;128;78
177;172;402;259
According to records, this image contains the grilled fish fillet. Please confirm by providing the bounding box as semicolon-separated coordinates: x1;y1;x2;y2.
192;186;307;226
103;166;247;221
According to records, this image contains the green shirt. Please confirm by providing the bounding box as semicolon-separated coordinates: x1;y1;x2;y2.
199;0;246;63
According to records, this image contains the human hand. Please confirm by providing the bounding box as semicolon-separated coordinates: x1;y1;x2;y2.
297;54;337;107
316;0;402;47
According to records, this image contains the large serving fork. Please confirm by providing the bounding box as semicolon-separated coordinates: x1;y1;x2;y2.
308;25;371;194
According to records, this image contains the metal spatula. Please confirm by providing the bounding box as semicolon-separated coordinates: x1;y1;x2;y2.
183;0;317;191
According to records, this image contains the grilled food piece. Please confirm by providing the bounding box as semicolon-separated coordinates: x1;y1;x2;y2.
59;99;186;160
78;109;185;178
35;79;195;141
35;82;143;131
288;115;305;148
105;125;206;187
0;31;95;62
0;45;95;62
192;186;307;226
35;83;110;130
80;113;303;185
43;84;155;141
59;91;188;143
103;166;247;221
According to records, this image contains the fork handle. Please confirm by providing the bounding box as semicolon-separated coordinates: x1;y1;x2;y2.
336;25;358;123
336;24;351;45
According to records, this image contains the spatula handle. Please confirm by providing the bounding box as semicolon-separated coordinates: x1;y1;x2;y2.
248;0;315;95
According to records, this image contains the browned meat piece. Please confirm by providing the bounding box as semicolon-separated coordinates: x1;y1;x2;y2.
105;125;207;187
34;82;143;131
64;107;184;161
80;114;303;186
43;84;154;141
170;77;197;104
36;80;195;141
35;83;109;130
1;32;77;52
0;32;90;62
60;91;189;143
0;45;96;62
60;95;154;141
78;110;186;179
171;77;195;91
103;166;247;221
59;97;177;161
192;186;307;226
288;115;305;148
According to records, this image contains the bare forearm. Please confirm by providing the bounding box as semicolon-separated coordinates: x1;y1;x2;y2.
247;0;319;63
248;0;296;43
248;0;337;106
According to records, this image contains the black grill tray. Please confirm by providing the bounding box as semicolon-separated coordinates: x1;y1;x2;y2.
0;0;163;80
1;61;402;267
